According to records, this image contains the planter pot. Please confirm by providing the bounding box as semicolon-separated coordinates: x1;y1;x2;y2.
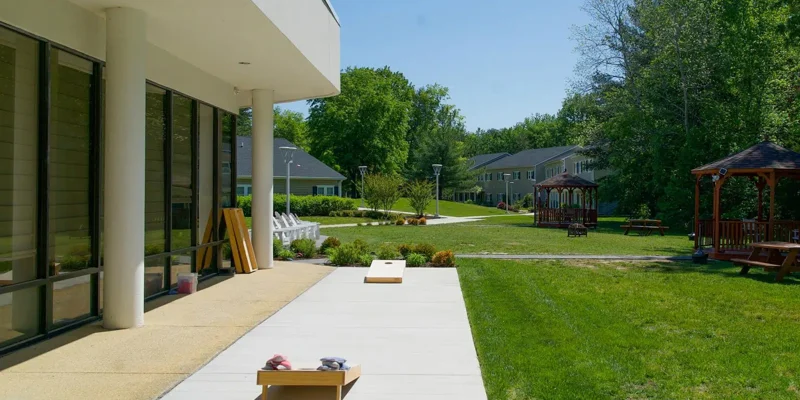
688;232;696;241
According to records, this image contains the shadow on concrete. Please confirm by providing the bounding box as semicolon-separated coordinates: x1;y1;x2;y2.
255;379;358;399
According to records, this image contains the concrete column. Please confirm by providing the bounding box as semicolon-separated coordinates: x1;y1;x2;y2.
252;90;274;268
103;7;146;329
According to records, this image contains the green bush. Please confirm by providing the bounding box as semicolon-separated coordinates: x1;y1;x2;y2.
59;254;90;271
278;249;295;260
376;244;400;260
431;250;456;267
144;243;164;256
406;253;426;267
352;239;369;254
329;209;400;220
358;253;375;267
238;195;252;216
274;194;355;216
320;237;341;254
223;243;232;260
364;173;403;212
273;238;283;258
413;243;436;261
395;217;405;225
405;180;435;216
397;244;413;258
290;238;316;259
328;243;363;266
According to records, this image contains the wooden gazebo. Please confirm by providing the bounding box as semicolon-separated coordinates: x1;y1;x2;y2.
534;173;599;228
692;141;800;260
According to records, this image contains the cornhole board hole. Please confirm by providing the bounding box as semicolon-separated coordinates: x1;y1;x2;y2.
364;260;405;283
256;364;361;400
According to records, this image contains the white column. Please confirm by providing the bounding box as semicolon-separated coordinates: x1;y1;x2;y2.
252;90;274;268
103;7;146;329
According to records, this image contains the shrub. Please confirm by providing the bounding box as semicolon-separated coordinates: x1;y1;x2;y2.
635;203;651;219
397;244;413;258
320;237;341;254
418;217;427;225
352;239;369;254
405;180;434;216
358;253;375;267
59;254;90;271
363;173;404;212
290;238;316;259
273;238;283;258
329;210;401;220
328;243;363;266
278;249;295;260
431;250;456;267
408;218;418;226
356;223;364;227
497;201;506;210
377;244;400;260
238;195;252;216
274;194;356;217
413;243;436;261
145;243;164;256
395;218;405;225
464;199;474;205
406;253;426;267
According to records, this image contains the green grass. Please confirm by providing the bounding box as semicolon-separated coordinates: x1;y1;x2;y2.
458;259;800;399
322;216;693;256
388;198;508;217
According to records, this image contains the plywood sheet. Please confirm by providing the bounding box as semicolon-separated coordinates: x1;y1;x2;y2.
364;260;406;283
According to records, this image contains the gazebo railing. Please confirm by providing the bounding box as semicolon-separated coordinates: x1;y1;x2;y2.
697;220;800;251
538;208;597;226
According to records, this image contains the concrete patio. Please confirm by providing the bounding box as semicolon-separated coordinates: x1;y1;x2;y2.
162;267;487;400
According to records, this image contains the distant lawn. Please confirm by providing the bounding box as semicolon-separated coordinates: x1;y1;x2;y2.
322;216;692;256
458;259;800;399
388;198;508;217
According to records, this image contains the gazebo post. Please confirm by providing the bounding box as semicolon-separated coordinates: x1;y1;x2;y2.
768;171;776;241
694;175;700;249
756;177;766;221
713;177;722;256
581;189;586;223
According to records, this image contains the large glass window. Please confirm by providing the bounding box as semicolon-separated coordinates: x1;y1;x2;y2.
221;112;234;208
144;84;167;256
0;28;39;291
171;95;193;250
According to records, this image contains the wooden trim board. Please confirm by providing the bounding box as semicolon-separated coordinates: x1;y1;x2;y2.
364;260;406;283
257;364;361;400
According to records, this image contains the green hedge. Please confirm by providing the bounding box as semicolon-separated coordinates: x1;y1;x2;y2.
237;194;356;217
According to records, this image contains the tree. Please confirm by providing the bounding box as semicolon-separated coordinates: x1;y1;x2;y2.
273;106;309;150
237;107;252;136
363;173;404;214
405;180;435;217
307;67;414;195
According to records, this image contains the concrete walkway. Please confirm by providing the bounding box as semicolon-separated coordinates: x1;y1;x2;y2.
161;268;487;400
0;262;333;400
321;213;525;228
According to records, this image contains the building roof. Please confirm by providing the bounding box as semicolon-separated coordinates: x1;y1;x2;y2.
535;172;598;188
236;137;346;180
467;152;511;171
692;141;800;174
483;145;578;170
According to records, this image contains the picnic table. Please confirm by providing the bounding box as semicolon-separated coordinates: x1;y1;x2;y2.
732;241;800;282
621;219;669;236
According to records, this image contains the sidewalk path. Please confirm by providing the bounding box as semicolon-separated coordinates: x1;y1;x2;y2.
321;212;527;228
161;268;487;400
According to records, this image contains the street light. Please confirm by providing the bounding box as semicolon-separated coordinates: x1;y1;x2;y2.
504;173;511;213
280;146;296;214
432;164;443;217
358;165;367;207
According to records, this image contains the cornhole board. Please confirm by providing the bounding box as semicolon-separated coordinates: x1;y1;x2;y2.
364;260;406;283
256;364;361;400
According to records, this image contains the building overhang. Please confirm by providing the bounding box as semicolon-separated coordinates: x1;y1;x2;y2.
66;0;340;106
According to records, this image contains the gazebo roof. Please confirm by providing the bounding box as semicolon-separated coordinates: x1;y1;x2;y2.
535;173;598;188
692;141;800;174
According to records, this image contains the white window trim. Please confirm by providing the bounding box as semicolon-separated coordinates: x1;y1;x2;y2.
317;185;336;196
237;184;252;196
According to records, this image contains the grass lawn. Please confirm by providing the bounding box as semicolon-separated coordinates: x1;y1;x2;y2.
458;259;800;399
322;216;693;256
388;198;508;217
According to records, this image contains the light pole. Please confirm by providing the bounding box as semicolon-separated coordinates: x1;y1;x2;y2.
433;164;442;217
280;146;296;214
358;165;367;207
504;173;511;213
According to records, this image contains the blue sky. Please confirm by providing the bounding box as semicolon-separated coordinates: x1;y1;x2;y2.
281;0;591;131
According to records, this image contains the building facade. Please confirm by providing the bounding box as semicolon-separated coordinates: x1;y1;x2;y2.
0;0;340;353
236;137;345;197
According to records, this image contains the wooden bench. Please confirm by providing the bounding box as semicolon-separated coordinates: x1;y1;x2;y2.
257;364;361;400
567;223;588;238
735;242;800;281
731;258;782;273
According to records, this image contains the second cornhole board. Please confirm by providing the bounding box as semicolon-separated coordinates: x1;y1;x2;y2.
364;260;406;283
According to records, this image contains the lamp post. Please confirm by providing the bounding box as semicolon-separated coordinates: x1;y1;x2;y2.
433;164;442;217
280;146;296;214
358;165;367;207
504;173;511;213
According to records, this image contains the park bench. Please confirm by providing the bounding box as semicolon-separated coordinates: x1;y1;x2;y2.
567;223;588;238
621;219;669;236
732;241;800;281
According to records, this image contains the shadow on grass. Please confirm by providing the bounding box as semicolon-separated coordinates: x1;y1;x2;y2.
639;261;800;285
